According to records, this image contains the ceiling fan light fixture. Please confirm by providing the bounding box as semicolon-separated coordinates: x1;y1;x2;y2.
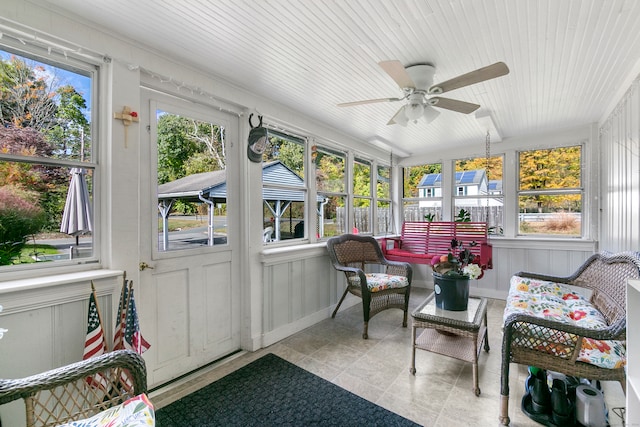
422;105;440;123
394;106;409;126
405;102;424;121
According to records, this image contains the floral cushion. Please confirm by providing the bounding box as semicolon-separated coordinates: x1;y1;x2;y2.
58;393;155;426
504;275;625;369
348;273;409;292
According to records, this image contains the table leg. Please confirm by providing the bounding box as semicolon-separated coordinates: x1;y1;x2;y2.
484;311;490;352
410;325;417;375
473;361;480;396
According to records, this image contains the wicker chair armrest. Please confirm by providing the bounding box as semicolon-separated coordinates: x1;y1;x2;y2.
514;271;573;285
503;313;624;342
0;350;147;406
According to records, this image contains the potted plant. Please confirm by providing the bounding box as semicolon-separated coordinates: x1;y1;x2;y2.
430;239;482;311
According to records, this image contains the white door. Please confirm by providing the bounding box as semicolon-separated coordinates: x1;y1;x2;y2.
138;88;241;387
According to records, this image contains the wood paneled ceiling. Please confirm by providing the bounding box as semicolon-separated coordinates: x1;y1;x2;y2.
31;0;640;156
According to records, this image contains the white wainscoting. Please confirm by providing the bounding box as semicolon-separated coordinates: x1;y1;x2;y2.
0;270;123;427
258;239;597;348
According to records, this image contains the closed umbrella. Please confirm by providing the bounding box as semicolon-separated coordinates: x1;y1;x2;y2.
60;168;93;246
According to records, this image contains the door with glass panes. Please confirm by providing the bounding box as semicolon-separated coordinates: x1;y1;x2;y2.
138;87;240;386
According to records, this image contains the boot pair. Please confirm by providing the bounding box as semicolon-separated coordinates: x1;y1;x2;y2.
527;368;575;426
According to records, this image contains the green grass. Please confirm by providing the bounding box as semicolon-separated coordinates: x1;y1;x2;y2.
17;244;60;264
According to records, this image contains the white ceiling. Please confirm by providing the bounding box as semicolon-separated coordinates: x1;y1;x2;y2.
34;0;640;156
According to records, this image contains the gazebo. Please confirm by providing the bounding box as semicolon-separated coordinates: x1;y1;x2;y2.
157;161;326;249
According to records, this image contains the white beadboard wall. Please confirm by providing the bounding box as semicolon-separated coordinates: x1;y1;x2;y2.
600;75;640;253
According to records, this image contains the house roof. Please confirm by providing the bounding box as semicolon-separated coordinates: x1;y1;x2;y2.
418;170;486;188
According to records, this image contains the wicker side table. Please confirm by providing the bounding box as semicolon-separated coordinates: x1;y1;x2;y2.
410;293;490;396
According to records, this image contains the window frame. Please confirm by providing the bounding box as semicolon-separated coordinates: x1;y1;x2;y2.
516;143;584;238
0;41;100;275
261;128;307;244
315;145;347;240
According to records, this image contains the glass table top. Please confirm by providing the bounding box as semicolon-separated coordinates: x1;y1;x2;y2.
412;293;486;326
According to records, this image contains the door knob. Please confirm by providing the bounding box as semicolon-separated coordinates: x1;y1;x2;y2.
139;262;154;271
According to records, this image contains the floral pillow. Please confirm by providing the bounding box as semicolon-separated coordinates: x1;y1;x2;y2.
504;275;625;369
58;393;155;427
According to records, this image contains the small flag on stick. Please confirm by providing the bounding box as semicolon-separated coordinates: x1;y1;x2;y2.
83;282;109;390
124;283;151;354
113;275;129;351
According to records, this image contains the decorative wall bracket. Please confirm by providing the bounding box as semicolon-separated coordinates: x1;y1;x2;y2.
113;106;139;148
113;106;139;126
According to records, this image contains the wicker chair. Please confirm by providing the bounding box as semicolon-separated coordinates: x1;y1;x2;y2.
327;234;412;339
499;251;640;425
0;349;147;427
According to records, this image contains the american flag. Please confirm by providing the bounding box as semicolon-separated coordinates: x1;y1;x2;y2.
83;287;109;390
113;280;129;351
124;286;151;354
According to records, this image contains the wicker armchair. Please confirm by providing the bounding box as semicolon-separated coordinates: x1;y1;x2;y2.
0;349;147;427
499;251;640;425
327;234;412;339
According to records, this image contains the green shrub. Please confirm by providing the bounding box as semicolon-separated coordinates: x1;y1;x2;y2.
0;186;46;265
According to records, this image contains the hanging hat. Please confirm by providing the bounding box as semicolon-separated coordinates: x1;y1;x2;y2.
247;114;267;163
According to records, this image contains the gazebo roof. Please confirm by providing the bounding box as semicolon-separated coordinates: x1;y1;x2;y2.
158;160;324;202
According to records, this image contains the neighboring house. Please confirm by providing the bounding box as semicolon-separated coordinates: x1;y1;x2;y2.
418;170;503;207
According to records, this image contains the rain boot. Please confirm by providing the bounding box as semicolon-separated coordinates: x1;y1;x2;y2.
530;369;551;414
551;378;574;425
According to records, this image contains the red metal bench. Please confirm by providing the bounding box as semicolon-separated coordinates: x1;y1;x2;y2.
381;221;493;270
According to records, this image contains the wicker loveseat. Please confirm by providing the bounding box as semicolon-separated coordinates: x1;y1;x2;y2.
499;251;640;425
0;349;152;427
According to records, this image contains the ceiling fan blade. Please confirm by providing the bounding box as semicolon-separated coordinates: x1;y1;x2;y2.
430;97;480;114
338;97;403;107
379;60;416;89
428;62;510;94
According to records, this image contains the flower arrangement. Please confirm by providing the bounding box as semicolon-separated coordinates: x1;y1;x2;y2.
430;238;483;280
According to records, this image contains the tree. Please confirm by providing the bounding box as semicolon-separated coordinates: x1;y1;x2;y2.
46;85;91;160
0;56;58;130
519;146;581;212
157;114;225;184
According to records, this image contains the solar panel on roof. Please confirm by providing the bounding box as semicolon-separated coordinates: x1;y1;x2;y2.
459;170;477;184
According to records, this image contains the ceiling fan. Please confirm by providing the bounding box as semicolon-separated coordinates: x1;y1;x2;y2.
338;60;509;126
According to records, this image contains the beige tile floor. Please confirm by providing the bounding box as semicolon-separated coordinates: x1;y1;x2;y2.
151;287;626;426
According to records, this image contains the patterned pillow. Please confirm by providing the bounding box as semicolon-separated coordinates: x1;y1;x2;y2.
348;273;409;292
58;393;155;427
504;275;625;369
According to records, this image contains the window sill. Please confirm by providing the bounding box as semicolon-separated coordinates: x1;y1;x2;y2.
0;269;124;313
261;242;327;265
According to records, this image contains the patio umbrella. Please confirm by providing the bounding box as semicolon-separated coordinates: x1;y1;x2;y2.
60;168;93;245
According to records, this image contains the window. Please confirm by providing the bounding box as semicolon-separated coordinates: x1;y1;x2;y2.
316;146;346;238
518;145;582;237
353;157;371;234
262;130;306;242
0;46;96;268
155;108;227;251
376;164;392;235
455;155;504;235
402;163;442;221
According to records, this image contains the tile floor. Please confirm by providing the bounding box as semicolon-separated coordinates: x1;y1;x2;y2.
151;287;626;426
